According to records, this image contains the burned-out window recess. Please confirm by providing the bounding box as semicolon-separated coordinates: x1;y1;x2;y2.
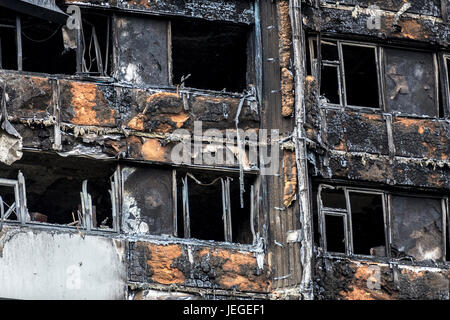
309;37;445;118
171;18;253;94
316;184;449;264
78;174;119;232
309;38;381;109
0;9;77;75
0;5;112;78
73;10;112;78
0;152;117;232
317;185;387;257
176;170;255;245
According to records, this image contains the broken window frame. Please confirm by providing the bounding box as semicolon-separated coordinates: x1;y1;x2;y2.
309;37;383;109
317;184;449;263
0;172;27;224
318;185;388;258
174;169;257;245
75;9;112;77
0;7;111;78
310;36;445;117
0;168;119;233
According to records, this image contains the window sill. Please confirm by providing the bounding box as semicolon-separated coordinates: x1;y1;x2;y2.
320;103;448;121
318;250;450;269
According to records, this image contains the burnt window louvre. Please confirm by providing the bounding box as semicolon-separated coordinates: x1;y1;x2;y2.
176;170;254;244
317;184;449;264
171;18;251;93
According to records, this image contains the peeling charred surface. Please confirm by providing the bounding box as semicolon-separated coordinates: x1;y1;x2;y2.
315;152;450;190
60;81;118;127
114;16;169;86
0;73;53;120
326;110;389;155
129;242;271;293
122;166;174;236
303;4;449;46
314;257;449;300
64;0;254;24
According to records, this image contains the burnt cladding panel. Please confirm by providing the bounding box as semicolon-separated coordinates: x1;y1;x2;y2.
391;196;444;262
115;15;169;86
123;167;174;235
383;48;438;117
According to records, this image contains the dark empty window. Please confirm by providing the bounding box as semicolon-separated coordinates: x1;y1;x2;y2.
324;214;346;253
176;170;254;244
349;192;385;256
171;19;250;93
20;14;76;74
321;187;346;209
0;8;18;70
309;38;380;108
320;65;340;104
342;44;379;108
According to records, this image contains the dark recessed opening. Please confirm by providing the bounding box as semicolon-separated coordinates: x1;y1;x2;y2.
325;214;346;253
320;65;340;104
321;40;339;61
0;152;115;229
177;170;253;243
321;188;346;209
171;19;250;93
80;11;111;76
342;44;379;108
0;8;18;70
349;192;386;256
229;176;253;245
21;15;76;74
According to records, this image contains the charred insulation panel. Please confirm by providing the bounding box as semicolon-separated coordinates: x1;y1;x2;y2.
391;195;444;262
122;166;174;236
114;15;169;86
383;48;438;117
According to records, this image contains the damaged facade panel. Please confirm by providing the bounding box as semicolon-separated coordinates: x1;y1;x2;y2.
129;241;270;293
303;5;449;46
64;0;255;25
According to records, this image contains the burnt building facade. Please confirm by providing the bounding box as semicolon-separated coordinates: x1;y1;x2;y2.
0;0;448;300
